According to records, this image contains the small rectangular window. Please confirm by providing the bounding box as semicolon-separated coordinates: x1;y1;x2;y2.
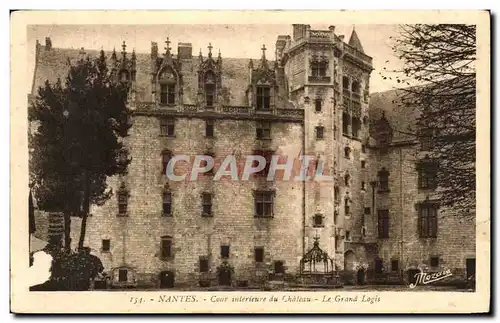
205;120;214;137
118;192;128;216
163;192;172;216
160;118;175;136
430;256;440;267
361;160;366;168
202;193;212;216
102;239;110;252
364;207;371;215
391;259;399;272
221;245;230;258
254;247;264;262
313;214;323;227
314;99;322;112
361;181;366;190
256;121;271;140
345;230;351;241
316;126;324;140
161;236;173;259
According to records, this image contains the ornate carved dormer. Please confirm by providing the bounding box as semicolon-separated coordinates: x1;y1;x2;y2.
151;37;183;106
373;111;393;147
197;43;223;109
110;41;137;87
247;45;278;110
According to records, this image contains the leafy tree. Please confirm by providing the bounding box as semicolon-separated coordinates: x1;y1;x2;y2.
29;50;132;250
387;24;476;217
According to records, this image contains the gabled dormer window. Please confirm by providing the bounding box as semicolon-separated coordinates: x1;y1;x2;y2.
256;86;271;110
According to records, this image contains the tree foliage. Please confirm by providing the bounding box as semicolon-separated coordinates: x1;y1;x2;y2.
29;50;132;248
390;24;476;217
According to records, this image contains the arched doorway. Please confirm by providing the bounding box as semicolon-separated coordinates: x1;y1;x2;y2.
159;271;175;288
218;269;231;286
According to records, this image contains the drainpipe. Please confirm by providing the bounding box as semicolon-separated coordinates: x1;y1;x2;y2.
302;116;306;256
399;146;404;280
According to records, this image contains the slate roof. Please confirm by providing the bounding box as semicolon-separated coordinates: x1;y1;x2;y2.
369;88;420;143
348;29;365;54
31;44;273;107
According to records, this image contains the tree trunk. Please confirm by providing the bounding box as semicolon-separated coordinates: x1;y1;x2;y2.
78;171;90;250
63;212;72;251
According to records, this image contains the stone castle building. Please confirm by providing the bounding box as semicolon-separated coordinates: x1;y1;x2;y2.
30;24;475;288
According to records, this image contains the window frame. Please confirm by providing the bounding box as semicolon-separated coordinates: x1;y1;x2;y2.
256;121;271;140
256;86;271;110
160;236;173;260
316;126;325;140
160;83;176;105
202;192;213;217
313;213;324;227
160;118;175;137
117;190;128;216
162;191;172;217
254;247;264;263
314;98;322;112
220;245;230;259
102;239;111;252
205;120;214;138
254;190;274;218
418;203;438;238
378;168;390;192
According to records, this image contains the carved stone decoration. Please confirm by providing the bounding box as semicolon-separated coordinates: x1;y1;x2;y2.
197;43;223;107
109;41;136;101
247;45;279;109
342;62;363;80
151;37;184;106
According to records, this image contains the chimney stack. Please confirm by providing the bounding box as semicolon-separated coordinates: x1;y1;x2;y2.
45;37;52;50
177;42;192;59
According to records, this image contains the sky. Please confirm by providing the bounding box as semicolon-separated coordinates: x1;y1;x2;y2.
27;24;404;94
